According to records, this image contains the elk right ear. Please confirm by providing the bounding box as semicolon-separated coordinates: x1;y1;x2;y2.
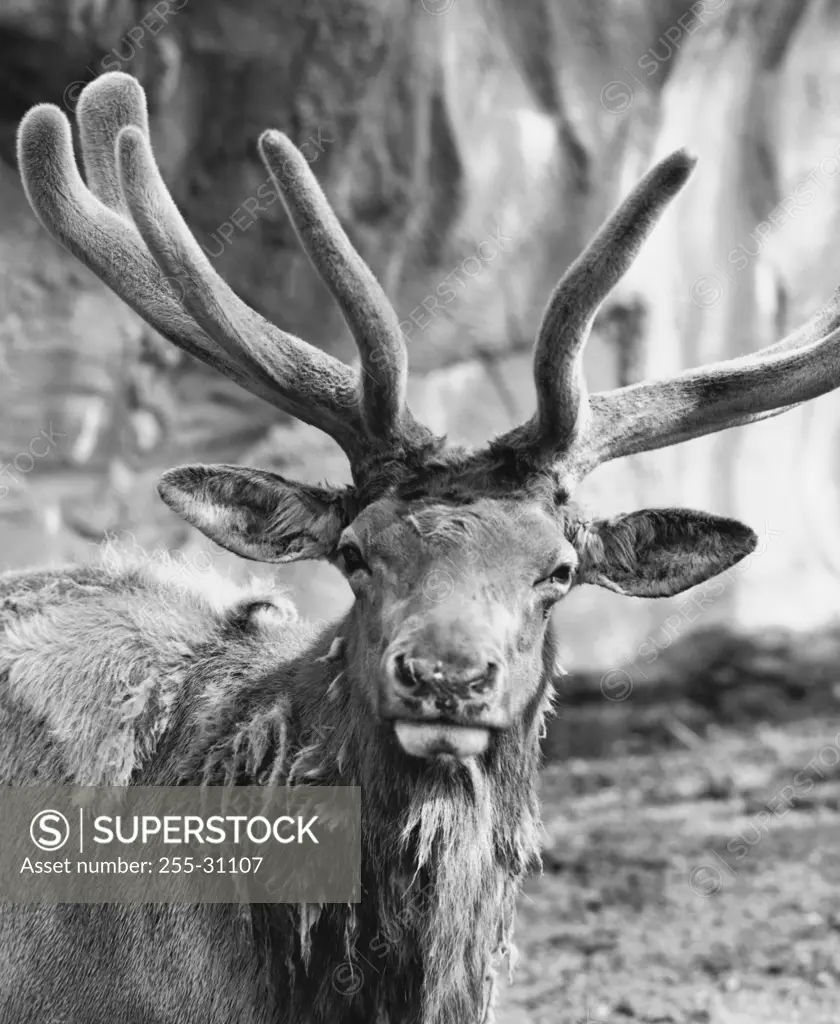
577;508;757;598
157;465;350;563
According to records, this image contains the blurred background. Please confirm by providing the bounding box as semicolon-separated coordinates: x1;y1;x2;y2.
3;1;840;1021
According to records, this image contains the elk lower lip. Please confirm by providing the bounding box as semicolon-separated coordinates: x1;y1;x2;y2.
393;721;490;759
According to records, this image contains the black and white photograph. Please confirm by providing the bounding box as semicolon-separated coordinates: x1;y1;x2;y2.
1;1;840;1021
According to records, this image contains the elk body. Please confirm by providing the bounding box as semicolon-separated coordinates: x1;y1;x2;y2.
3;73;840;1024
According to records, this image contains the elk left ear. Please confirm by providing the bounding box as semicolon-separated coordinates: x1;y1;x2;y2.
577;509;757;598
157;464;350;563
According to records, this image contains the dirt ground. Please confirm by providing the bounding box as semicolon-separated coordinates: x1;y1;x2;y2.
495;714;840;1024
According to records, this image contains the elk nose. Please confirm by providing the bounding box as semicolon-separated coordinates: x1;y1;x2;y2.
392;653;500;699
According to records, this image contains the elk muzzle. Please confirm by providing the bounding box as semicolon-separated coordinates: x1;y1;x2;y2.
381;610;508;760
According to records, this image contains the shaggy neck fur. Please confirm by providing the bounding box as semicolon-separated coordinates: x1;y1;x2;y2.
1;557;554;1023
165;611;556;1024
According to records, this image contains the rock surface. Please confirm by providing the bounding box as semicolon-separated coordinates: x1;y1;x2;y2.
2;0;840;669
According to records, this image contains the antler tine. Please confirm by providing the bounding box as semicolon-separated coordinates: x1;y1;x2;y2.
18;73;375;456
524;149;697;457
115;124;366;445
584;290;840;470
17;100;223;375
258;131;409;442
76;71;148;216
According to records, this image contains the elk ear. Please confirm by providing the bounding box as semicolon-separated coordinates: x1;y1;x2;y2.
577;509;757;598
157;465;350;563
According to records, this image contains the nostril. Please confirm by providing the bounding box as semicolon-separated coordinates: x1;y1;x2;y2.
392;653;501;696
394;654;420;690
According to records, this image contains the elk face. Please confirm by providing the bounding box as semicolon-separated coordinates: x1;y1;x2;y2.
158;465;756;761
339;492;575;759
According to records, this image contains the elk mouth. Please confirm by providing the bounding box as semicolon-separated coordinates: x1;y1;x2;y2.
393;721;491;760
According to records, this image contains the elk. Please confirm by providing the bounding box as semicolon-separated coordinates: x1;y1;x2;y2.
3;70;840;1024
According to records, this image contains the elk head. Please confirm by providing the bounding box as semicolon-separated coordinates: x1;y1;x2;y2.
18;73;840;762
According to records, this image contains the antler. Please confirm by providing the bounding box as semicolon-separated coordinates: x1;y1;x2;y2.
16;72;428;475
22;76;839;494
497;147;840;483
583;294;840;469
528;150;696;458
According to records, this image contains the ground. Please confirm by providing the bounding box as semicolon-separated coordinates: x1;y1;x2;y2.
496;712;840;1024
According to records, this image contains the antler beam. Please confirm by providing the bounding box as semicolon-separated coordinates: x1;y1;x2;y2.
585;295;840;469
528;149;697;459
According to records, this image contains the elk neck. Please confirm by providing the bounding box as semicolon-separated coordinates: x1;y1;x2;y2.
250;611;556;1024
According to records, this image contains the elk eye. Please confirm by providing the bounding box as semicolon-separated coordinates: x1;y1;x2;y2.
335;542;370;575
536;563;574;587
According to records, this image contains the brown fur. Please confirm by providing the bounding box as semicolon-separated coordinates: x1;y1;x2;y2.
0;546;550;1024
